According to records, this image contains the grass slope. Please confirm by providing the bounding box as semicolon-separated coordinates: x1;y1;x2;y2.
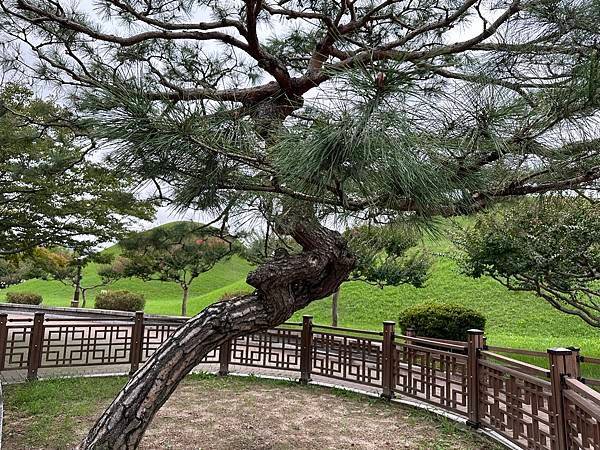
3;224;599;358
293;237;600;357
4;254;253;316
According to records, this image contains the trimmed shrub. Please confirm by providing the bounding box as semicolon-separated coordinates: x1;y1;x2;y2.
6;292;43;305
95;290;145;312
398;302;485;341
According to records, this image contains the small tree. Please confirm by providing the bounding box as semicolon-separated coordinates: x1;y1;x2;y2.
104;223;235;316
457;198;600;327
31;247;116;308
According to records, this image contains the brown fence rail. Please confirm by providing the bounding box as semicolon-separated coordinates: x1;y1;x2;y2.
0;309;598;450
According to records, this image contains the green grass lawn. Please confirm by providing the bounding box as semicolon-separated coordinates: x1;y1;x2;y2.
4;226;600;359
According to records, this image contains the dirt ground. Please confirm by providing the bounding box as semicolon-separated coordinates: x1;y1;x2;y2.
139;379;497;450
5;376;500;449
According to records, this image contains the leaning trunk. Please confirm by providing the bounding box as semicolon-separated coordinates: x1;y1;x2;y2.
181;285;189;316
78;220;355;449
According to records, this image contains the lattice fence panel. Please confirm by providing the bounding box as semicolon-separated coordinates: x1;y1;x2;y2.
142;323;180;362
231;328;301;371
478;359;555;450
4;323;33;370
393;343;468;414
41;323;132;367
143;322;220;363
564;380;600;450
311;332;383;387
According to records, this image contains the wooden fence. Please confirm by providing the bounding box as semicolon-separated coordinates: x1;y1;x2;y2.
0;310;599;450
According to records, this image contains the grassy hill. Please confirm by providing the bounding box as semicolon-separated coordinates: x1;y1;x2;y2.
4;254;253;316
3;223;599;358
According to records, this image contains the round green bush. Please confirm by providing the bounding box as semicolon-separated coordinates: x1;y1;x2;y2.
6;292;43;305
398;302;485;341
94;290;145;312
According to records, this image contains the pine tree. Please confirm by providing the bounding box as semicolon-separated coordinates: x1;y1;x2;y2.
1;1;599;447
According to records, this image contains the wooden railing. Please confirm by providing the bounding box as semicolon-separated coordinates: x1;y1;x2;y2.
0;309;598;450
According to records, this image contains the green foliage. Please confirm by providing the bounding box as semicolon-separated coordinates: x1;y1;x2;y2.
29;247;115;304
102;222;237;314
397;302;485;341
345;224;431;287
242;232;301;266
244;222;432;289
456;198;600;327
271;101;469;216
0;256;40;288
94;290;145;312
0;83;155;255
6;292;42;305
104;222;235;285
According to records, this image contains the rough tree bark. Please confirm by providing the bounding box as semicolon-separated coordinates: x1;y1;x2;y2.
78;219;355;449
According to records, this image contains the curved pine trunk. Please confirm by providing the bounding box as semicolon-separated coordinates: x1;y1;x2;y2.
78;220;355;449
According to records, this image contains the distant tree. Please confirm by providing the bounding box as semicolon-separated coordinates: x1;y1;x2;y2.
0;255;38;289
30;247;116;308
0;83;155;255
104;223;236;316
345;225;431;288
457;198;600;327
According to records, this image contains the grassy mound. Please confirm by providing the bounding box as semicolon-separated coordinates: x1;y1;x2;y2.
3;222;599;357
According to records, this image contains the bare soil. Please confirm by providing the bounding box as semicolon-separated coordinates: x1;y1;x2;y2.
5;376;500;449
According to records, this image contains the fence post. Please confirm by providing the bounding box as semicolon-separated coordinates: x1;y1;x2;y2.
218;339;231;376
27;312;45;381
403;326;416;363
129;311;144;376
382;321;396;400
299;315;313;384
548;348;579;450
0;314;7;372
567;346;581;378
467;329;484;428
